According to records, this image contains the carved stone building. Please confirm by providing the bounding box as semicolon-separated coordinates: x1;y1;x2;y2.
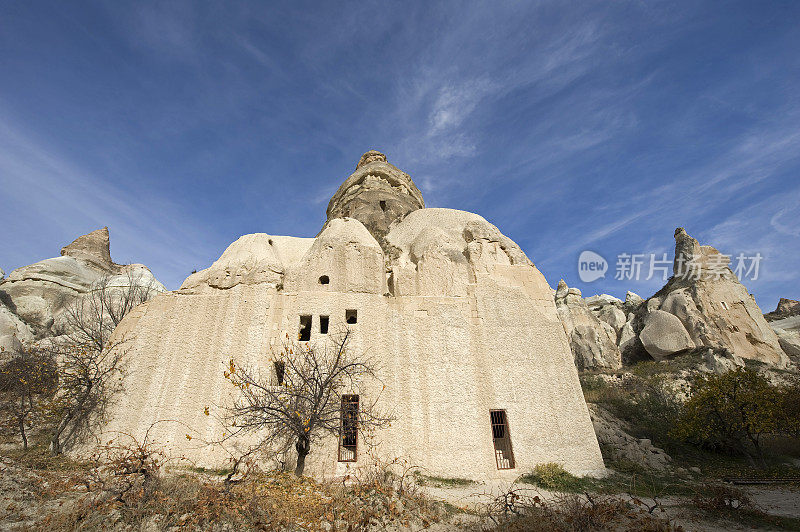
101;151;605;479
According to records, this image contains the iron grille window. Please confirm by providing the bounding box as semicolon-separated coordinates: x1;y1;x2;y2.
338;394;359;462
490;410;515;470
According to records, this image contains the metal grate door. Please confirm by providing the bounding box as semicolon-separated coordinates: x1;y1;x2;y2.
338;395;359;462
490;410;515;470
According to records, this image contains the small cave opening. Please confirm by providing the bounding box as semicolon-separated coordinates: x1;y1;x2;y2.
319;275;330;285
299;315;312;341
345;309;358;324
379;200;387;212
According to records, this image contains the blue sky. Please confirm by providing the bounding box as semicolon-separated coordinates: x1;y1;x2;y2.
1;1;798;310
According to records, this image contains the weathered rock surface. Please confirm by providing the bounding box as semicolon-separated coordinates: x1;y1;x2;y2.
651;228;788;367
640;310;695;360
97;151;607;479
585;294;622;308
60;227;114;269
625;291;644;307
588;404;672;471
0;303;34;356
595;305;627;334
181;234;313;293
555;280;622;370
323;150;424;250
0;228;165;342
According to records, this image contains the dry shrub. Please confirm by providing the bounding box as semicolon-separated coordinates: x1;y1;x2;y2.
32;448;446;531
337;456;444;529
479;489;682;532
691;483;756;512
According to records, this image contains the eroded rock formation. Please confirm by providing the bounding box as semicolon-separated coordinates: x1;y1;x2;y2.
765;298;800;322
0;227;165;348
556;228;790;370
555;281;622;370
97;151;606;480
648;228;788;366
764;299;800;364
323;150;424;251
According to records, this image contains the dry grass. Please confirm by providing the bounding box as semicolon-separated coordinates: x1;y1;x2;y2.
22;440;447;531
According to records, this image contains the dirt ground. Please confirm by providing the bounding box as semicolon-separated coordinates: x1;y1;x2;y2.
419;478;800;531
3;453;799;531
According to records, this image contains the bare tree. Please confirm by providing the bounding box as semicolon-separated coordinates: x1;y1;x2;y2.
60;269;158;352
224;329;392;476
0;346;58;449
46;341;127;455
45;269;156;455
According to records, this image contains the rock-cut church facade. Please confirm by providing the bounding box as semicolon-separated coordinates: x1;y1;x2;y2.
102;151;605;480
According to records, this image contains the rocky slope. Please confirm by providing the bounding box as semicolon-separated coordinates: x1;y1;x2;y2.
556;227;791;370
0;227;165;353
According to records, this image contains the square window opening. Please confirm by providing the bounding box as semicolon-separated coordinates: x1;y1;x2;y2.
298;315;312;341
320;315;329;334
490;410;515;470
345;309;358;324
338;394;359;462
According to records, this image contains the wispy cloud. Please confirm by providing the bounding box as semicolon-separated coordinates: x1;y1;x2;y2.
0;112;216;289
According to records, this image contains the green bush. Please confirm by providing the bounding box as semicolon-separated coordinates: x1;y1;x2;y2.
521;463;582;491
672;367;798;466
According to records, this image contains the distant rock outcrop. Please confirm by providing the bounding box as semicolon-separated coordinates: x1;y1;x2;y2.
0;228;165;347
556;227;790;370
555;280;622;370
648;228;788;367
770;315;800;364
764;298;800;322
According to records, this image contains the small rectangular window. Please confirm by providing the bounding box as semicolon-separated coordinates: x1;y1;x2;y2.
273;360;285;386
338;395;359;462
345;309;357;324
299;315;312;341
490;410;515;470
720;301;729;310
320;315;329;334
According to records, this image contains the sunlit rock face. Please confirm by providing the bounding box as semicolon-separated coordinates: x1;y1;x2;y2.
554;281;622;371
97;151;606;481
323;150;425;250
555;227;790;370
651;228;788;367
0;227;165;342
